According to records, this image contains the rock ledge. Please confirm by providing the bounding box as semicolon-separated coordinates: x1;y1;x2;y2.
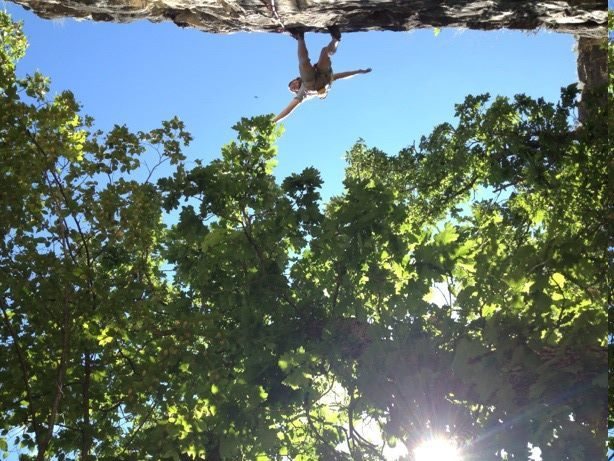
10;0;607;38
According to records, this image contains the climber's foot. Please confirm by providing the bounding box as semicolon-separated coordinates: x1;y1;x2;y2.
287;28;305;40
328;25;341;41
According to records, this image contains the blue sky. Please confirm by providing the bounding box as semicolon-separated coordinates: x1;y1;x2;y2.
4;2;578;201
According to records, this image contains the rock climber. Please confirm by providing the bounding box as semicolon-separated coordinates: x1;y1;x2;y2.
273;26;372;123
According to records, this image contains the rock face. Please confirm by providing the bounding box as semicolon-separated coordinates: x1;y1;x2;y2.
9;0;607;38
577;36;608;123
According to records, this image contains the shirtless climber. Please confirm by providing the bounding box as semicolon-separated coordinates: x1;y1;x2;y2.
273;26;372;123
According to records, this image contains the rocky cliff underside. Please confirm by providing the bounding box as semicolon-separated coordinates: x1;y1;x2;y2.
9;0;607;37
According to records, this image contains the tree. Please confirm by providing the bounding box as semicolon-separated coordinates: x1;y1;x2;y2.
0;12;192;460
1;11;609;461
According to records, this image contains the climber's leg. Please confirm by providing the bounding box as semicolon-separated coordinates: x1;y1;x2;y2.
317;26;341;70
317;40;338;71
297;37;312;76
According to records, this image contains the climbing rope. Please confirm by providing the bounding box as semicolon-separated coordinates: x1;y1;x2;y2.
260;0;286;32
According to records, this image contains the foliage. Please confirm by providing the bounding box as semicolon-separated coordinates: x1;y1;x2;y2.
0;12;191;461
1;11;609;461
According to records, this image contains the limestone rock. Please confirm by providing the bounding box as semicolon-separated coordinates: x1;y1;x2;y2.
9;0;607;38
577;36;608;123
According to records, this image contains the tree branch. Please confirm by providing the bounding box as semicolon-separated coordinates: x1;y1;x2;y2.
36;287;71;461
81;352;92;461
119;388;165;456
0;300;42;443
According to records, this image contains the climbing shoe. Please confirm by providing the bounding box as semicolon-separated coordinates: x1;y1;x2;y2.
287;28;305;40
328;25;341;41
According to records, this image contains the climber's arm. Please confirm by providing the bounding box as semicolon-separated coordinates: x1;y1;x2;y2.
273;98;302;123
333;68;372;81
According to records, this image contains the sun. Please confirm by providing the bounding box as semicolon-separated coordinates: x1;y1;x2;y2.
413;436;462;461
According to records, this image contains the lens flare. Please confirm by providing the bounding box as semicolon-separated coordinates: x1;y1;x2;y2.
413;436;461;461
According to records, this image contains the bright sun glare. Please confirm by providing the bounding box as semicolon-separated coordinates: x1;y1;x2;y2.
413;437;462;461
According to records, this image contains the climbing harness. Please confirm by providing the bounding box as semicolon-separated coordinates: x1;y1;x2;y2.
260;0;286;32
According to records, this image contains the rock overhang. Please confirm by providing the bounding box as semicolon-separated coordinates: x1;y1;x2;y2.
8;0;608;38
